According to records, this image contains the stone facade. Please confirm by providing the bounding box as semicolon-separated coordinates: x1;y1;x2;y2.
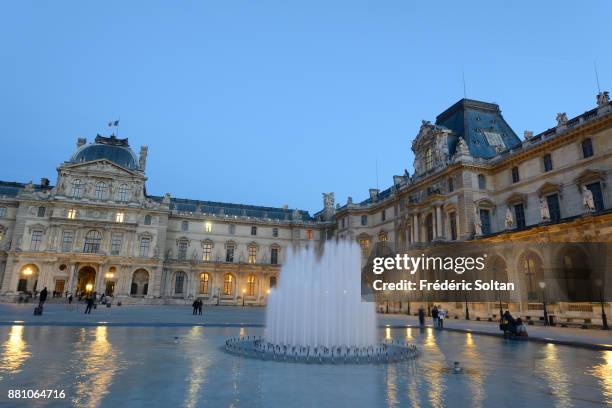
1;93;611;321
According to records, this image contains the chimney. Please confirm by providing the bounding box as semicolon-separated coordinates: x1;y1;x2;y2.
40;178;50;187
369;188;379;201
139;145;149;171
76;137;86;148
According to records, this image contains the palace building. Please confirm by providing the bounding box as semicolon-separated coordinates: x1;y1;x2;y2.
0;92;611;323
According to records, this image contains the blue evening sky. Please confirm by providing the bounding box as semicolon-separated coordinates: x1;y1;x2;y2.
1;1;609;213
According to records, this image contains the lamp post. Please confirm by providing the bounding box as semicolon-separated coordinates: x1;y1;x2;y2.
465;294;470;320
595;279;609;330
539;281;548;326
242;289;246;307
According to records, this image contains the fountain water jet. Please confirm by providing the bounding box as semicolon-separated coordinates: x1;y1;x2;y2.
225;240;418;364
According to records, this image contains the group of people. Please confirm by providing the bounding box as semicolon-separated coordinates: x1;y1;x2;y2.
500;311;528;337
192;299;204;315
416;305;446;328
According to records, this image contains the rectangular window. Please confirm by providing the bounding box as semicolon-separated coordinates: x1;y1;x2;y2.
251;226;257;236
37;207;45;217
272;227;278;237
511;167;520;183
202;242;212;261
67;208;77;219
204;222;212;233
270;247;278;265
115;212;124;223
479;209;491;235
229;224;236;234
514;204;526;229
381;209;386;222
449;212;457;240
306;229;313;240
248;246;257;264
543;154;553;172
361;215;368;226
226;245;235;262
478;174;487;189
178;241;188;261
140;237;150;257
111;233;123;255
582;138;593;158
181;221;188;232
30;230;43;251
0;207;6;217
587;182;604;212
546;194;561;222
359;239;369;256
61;230;74;252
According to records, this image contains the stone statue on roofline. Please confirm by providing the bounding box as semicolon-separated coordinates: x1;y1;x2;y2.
597;91;610;107
582;185;596;213
556;112;568;126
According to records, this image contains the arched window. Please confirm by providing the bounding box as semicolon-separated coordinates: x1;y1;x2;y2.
200;273;209;294
83;230;101;253
521;252;543;301
358;238;369;256
131;269;149;296
223;273;234;295
174;271;186;294
94;181;107;200
247;275;256;296
72;179;83;198
144;215;152;225
477;174;487;189
118;184;129;202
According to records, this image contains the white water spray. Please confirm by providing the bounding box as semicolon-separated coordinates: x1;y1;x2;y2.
265;240;377;348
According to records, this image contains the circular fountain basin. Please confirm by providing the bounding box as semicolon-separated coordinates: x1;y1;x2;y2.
224;336;418;364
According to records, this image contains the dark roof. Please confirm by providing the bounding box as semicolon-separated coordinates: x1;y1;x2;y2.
436;99;522;159
70;135;139;170
0;181;53;197
149;196;313;221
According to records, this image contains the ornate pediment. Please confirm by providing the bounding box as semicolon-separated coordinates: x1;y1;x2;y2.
505;192;528;206
574;169;605;186
412;121;452;176
537;182;562;197
62;159;141;177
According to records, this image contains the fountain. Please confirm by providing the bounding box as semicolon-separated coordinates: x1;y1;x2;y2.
225;240;418;364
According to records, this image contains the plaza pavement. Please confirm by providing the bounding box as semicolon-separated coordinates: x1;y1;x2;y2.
0;302;610;350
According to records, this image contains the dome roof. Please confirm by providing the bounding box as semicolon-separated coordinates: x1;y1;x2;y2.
71;135;139;170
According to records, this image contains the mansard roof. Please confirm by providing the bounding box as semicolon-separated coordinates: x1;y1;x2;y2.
0;181;53;198
150;196;314;222
435;98;522;159
70;135;139;170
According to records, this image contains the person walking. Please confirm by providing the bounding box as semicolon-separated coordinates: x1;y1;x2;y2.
418;306;425;327
198;299;203;316
438;306;445;328
38;287;48;308
68;293;73;304
431;306;439;328
84;296;94;314
192;299;198;315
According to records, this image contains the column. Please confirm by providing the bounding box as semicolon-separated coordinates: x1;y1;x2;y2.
436;206;443;238
413;214;419;242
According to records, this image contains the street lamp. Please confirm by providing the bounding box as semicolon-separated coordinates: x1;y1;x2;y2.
85;283;93;293
242;289;246;307
105;272;114;279
539;281;548;326
595;279;609;330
